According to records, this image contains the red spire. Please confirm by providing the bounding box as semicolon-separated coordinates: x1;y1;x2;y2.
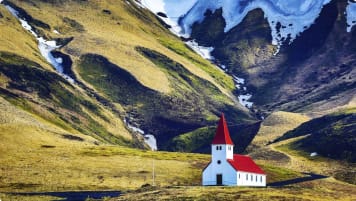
212;113;234;145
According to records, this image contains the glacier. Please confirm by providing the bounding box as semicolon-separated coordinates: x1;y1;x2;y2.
346;1;356;32
141;0;331;49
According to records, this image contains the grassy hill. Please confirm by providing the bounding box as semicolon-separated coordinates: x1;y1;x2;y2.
0;1;355;200
0;0;255;151
275;108;356;163
247;109;355;186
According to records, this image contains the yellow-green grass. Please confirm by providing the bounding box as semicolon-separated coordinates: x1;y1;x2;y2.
6;0;234;98
247;110;355;186
0;193;58;201
0;95;306;193
275;138;356;182
0;96;206;192
0;5;52;70
114;178;356;201
1;97;353;200
247;111;310;150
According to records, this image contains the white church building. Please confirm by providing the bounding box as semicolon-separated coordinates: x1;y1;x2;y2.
202;114;266;186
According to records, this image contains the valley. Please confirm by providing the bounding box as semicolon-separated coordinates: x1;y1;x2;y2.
0;0;355;200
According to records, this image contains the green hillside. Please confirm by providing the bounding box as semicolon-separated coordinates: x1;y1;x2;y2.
275;108;356;162
0;0;255;150
0;0;355;200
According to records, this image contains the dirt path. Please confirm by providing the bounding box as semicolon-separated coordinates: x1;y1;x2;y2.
268;136;346;177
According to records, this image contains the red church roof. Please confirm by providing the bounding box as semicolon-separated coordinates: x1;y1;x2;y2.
227;154;265;174
212;114;234;145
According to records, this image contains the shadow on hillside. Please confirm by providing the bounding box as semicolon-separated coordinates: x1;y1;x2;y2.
268;172;328;187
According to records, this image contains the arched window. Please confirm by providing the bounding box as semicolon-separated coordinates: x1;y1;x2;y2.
260;176;262;182
256;175;257;182
246;174;248;180
251;175;253;181
216;146;218;150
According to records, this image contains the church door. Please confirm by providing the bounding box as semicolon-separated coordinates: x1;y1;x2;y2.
216;174;222;185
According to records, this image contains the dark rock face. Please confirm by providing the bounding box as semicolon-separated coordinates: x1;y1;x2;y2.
190;8;226;47
77;51;254;150
51;51;75;79
189;0;356;114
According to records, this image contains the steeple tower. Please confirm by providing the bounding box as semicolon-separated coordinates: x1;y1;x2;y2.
211;113;234;161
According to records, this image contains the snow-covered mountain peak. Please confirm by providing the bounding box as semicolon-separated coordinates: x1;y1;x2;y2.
141;0;333;49
346;1;356;32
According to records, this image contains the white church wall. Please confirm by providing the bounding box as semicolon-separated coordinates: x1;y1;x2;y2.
237;171;266;187
212;145;233;161
202;160;237;186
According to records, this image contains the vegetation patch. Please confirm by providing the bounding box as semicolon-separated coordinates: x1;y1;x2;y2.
274;111;356;162
77;51;253;150
62;134;84;142
0;52;131;146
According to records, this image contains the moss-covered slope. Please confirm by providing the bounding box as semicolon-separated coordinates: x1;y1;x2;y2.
275;109;356;162
0;0;256;151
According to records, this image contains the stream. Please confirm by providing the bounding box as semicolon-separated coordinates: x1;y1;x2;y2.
2;2;75;84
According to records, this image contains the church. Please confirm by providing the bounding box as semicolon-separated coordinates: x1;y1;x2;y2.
202;114;266;186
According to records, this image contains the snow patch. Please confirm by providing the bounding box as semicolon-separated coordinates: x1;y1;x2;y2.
346;1;356;32
232;75;245;84
124;118;157;151
4;4;75;84
140;0;197;37
55;57;63;64
185;40;214;60
310;152;318;157
182;0;331;49
0;0;3;4
53;29;60;34
144;135;157;151
143;0;331;50
238;94;253;108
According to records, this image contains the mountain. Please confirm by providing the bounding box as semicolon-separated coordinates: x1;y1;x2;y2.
0;0;259;151
0;0;355;153
144;0;356;117
0;0;356;199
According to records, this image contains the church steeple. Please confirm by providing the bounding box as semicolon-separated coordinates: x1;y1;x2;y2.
211;113;234;160
212;113;234;145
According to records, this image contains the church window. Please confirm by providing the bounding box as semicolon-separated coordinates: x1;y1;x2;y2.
256;175;257;182
216;146;218;150
246;174;248;180
260;176;262;182
251;175;253;181
217;160;221;164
